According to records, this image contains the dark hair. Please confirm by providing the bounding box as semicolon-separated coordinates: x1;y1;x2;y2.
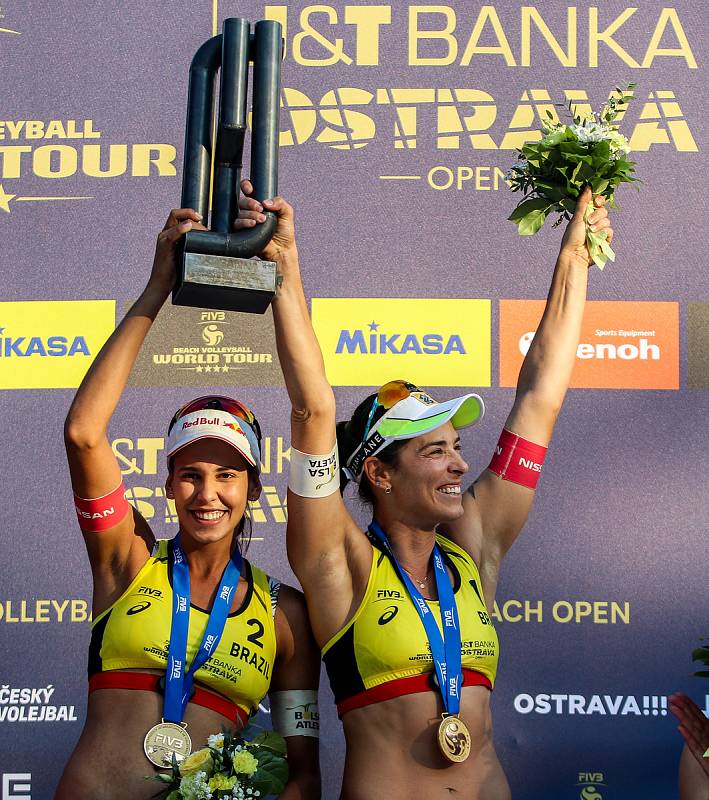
336;393;408;506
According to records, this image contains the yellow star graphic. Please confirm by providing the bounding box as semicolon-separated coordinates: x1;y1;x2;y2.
0;184;16;213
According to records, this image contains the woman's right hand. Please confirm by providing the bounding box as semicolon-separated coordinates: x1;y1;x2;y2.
234;179;296;263
148;208;206;296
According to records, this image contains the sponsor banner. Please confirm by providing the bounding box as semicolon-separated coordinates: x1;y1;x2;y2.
686;302;709;389
0;684;78;723
0;301;114;389
0;599;90;624
128;304;282;387
0;118;176;217
576;772;608;800
499;300;679;390
513;693;671;717
1;774;31;800
492;599;630;625
311;298;490;387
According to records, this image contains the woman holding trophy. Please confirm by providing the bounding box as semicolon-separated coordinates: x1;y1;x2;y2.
56;209;320;800
238;180;613;798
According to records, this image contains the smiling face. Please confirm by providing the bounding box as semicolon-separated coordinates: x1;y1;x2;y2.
365;421;469;528
165;438;260;547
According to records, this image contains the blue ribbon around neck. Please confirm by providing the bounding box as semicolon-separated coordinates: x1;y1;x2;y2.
164;535;243;723
368;520;462;716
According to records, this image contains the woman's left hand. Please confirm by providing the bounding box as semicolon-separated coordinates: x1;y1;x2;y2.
559;186;614;267
670;692;709;777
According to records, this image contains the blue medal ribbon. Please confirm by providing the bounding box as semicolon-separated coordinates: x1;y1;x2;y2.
368;520;462;716
164;535;243;723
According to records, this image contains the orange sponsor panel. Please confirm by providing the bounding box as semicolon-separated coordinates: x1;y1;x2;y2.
499;301;679;390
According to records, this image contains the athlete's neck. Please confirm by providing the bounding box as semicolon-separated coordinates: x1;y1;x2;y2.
176;532;238;581
373;515;436;576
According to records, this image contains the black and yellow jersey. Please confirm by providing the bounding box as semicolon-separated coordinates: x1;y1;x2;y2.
322;533;498;716
89;539;279;716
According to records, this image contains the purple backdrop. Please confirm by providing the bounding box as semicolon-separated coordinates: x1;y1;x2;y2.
0;1;707;798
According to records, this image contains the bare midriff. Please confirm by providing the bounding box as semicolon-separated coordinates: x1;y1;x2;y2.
54;669;242;800
340;684;510;800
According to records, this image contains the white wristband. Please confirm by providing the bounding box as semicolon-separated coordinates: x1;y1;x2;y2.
288;443;339;498
270;690;319;738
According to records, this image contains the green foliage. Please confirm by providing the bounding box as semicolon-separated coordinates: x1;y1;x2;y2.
692;638;709;679
148;724;289;799
506;85;640;266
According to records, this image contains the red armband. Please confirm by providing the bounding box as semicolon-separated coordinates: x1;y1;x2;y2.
74;482;131;532
488;429;547;489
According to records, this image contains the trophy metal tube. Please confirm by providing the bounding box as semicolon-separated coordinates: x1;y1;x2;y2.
173;18;283;314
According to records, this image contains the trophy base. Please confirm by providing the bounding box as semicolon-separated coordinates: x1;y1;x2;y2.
173;251;277;314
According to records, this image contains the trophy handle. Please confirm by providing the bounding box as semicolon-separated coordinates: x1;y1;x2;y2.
180;18;282;258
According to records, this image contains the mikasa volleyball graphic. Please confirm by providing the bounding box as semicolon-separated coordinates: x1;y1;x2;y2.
312;298;491;387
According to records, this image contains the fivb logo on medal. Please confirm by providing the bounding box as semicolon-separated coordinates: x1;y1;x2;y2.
177;596;187;613
204;634;218;655
170;659;183;680
219;585;234;603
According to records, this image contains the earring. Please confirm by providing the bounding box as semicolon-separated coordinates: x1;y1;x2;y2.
384;485;392;495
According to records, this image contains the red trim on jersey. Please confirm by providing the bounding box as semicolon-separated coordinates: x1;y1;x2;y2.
488;428;547;489
74;482;131;532
88;671;250;727
336;668;492;718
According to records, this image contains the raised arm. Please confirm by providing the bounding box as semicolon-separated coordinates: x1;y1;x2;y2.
444;188;612;585
64;209;203;611
237;184;366;643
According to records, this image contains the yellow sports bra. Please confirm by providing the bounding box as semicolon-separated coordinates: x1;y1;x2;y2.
89;540;279;716
322;533;498;716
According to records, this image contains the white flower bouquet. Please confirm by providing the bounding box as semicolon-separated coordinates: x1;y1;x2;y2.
149;727;288;800
507;85;639;268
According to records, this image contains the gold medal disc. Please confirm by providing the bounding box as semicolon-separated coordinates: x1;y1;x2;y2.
144;721;192;767
437;715;471;763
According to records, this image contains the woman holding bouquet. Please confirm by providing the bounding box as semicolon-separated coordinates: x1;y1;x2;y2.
239;181;613;798
56;210;320;800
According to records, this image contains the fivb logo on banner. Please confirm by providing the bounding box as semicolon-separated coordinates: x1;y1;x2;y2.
311;298;490;387
499;300;679;389
0;301;114;389
128;305;282;388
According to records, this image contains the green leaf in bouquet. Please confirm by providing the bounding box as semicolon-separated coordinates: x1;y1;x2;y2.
586;230;615;269
517;207;550;236
559;141;586;156
541;127;567;147
249;730;287;756
165;791;182;800
250;750;289;796
591;178;609;195
508;197;549;222
592;140;611;160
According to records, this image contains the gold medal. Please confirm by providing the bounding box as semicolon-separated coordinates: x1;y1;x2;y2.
437;714;471;763
144;721;192;767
